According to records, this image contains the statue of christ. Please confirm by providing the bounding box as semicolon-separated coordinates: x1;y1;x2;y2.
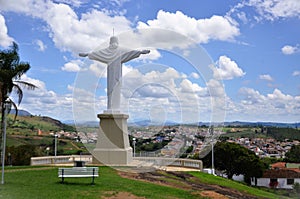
79;36;150;112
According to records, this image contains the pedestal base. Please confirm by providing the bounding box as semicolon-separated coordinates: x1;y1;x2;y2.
92;113;133;165
93;148;133;165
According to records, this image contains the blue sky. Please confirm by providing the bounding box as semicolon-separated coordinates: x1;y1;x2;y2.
0;0;299;123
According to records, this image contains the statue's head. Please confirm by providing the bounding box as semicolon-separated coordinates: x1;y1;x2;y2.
109;36;119;48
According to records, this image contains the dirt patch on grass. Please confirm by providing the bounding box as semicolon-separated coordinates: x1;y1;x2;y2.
118;170;259;199
102;191;146;199
199;191;229;199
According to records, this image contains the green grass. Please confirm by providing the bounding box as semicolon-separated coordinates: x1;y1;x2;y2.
1;166;294;199
1;166;201;199
189;171;290;199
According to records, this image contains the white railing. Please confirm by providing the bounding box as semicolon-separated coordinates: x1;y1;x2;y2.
30;155;93;166
31;155;202;170
134;157;203;170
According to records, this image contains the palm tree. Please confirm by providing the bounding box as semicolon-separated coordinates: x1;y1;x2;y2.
0;42;37;170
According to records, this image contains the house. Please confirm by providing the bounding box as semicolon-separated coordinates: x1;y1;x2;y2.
251;162;300;189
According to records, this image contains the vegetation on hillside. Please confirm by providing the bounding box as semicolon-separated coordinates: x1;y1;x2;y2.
196;141;266;183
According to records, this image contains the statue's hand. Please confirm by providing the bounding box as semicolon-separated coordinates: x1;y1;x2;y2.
79;53;88;57
141;50;150;54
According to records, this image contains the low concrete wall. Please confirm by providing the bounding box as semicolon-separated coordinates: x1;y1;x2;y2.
31;155;202;170
30;155;93;166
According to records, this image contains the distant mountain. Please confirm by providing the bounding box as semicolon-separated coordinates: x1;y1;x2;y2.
9;109;32;116
223;121;300;128
129;120;179;127
129;120;299;128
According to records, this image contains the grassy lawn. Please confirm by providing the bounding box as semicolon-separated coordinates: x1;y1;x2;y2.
1;166;294;199
189;171;291;199
0;166;201;199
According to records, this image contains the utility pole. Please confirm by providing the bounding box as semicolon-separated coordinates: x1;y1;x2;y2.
1;101;10;184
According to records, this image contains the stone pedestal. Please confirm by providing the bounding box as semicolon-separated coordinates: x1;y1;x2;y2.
92;113;133;165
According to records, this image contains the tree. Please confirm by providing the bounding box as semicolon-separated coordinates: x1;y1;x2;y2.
201;141;265;182
0;42;37;160
6;145;42;165
285;145;300;163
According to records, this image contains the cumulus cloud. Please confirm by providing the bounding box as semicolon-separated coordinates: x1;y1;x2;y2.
0;14;14;47
61;59;85;72
237;87;300;122
259;74;273;81
120;66;226;122
281;45;298;55
0;0;133;53
212;55;246;80
137;10;240;44
15;75;74;120
190;72;200;79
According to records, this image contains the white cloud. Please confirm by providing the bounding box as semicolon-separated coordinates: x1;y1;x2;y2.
0;0;132;53
212;55;246;80
239;87;266;104
89;61;107;77
259;74;273;81
190;72;200;79
53;0;84;7
281;45;298;55
34;39;47;52
137;10;240;44
206;79;225;97
236;87;300;122
248;0;300;20
0;14;14;47
61;59;83;72
14;75;74;120
292;71;300;76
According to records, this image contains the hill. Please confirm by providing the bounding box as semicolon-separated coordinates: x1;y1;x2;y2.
7;114;76;135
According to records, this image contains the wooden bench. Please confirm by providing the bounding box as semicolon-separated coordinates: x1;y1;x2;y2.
58;167;99;184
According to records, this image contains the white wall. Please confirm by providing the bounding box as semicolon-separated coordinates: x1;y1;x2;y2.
252;178;300;189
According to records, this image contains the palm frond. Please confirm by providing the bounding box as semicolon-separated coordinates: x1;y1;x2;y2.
14;80;37;90
13;84;23;105
7;98;18;122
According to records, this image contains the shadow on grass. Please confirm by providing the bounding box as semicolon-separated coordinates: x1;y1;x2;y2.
55;180;97;186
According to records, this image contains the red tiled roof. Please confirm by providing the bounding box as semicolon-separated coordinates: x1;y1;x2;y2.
263;168;300;178
271;162;286;169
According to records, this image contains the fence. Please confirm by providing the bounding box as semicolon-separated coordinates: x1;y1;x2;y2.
30;155;202;170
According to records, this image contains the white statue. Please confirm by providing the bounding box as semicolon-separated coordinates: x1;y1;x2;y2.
79;36;150;112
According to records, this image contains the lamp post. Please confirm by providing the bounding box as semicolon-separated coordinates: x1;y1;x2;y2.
1;101;11;184
209;126;215;175
54;134;58;163
132;138;136;157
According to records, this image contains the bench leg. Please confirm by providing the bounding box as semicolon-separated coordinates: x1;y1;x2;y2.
91;168;96;185
61;169;64;184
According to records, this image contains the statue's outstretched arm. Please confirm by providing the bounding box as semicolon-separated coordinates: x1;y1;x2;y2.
79;52;89;57
140;50;150;54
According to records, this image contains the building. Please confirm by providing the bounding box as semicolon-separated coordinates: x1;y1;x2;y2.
251;162;300;189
